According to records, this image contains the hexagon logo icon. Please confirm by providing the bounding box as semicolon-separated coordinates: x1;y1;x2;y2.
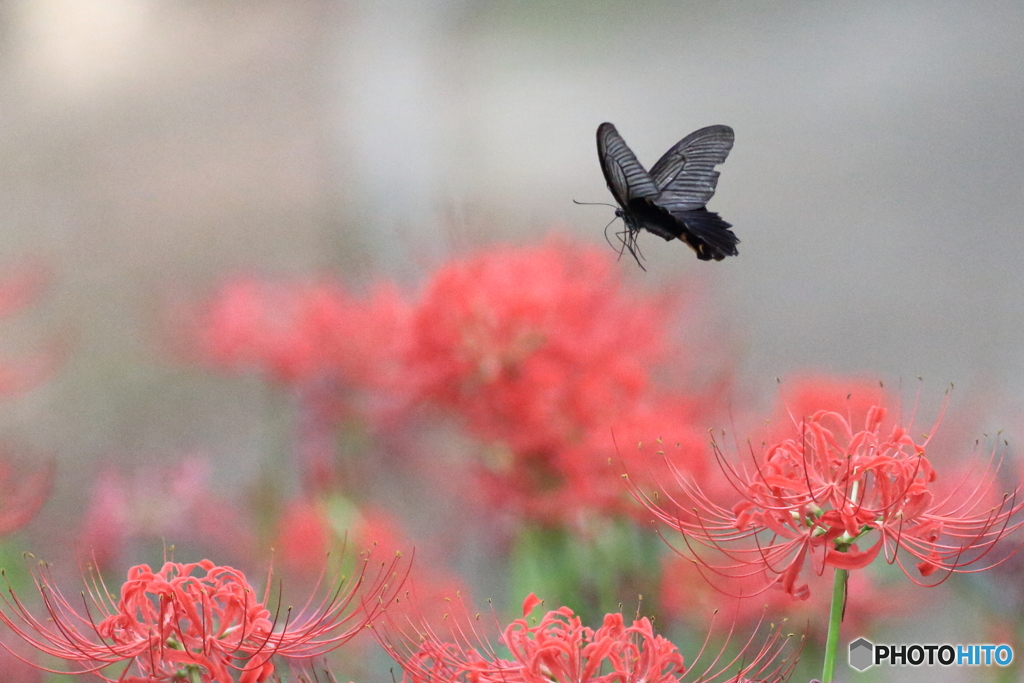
849;637;874;671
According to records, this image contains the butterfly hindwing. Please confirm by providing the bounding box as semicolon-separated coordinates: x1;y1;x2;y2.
675;208;737;261
649;124;734;211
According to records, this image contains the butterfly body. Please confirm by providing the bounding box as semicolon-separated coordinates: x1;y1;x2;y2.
597;122;738;262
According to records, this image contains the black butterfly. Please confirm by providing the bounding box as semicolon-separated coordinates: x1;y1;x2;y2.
596;122;738;262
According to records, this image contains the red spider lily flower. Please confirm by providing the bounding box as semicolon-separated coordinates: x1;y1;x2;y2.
0;553;407;683
631;399;1024;600
377;593;799;683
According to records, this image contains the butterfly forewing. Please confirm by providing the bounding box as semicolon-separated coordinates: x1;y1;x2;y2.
649;125;734;211
596;123;660;208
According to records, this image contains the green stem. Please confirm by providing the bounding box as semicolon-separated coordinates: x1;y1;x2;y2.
821;567;848;683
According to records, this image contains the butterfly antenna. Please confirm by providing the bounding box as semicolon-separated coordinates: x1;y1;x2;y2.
573;199;618;209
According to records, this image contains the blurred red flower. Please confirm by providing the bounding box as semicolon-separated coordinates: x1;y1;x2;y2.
407;239;670;456
190;278;408;388
0;554;406;683
183;241;724;525
405;239;720;525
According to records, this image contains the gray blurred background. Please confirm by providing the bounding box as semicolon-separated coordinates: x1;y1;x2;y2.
0;0;1022;662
